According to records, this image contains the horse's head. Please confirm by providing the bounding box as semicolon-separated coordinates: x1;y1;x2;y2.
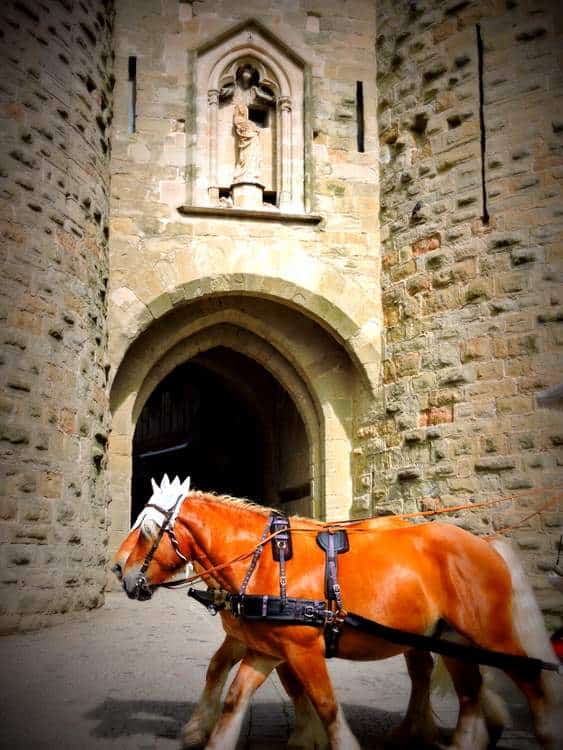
112;474;193;601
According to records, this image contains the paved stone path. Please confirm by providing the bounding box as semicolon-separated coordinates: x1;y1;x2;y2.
0;592;540;749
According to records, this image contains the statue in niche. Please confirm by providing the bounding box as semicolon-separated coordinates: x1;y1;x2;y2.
220;64;275;184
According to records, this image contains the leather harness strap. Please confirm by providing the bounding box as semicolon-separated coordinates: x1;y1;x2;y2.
238;512;293;607
316;530;349;657
270;512;292;607
189;588;327;624
187;587;560;679
238;517;271;597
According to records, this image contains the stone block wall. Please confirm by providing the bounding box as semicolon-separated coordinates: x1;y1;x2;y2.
0;0;114;632
369;0;562;622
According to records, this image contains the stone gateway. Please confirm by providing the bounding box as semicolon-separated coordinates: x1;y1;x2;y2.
0;0;561;633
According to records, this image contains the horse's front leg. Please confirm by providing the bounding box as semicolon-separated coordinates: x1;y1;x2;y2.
284;639;361;750
276;662;329;750
182;635;246;749
204;649;280;750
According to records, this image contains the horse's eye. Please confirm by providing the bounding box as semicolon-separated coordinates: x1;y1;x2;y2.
112;563;122;580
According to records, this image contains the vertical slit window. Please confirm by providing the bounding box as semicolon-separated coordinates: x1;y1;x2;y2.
356;81;365;153
128;56;137;134
476;25;489;224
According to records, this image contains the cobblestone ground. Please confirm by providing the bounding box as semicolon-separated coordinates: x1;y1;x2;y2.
0;592;540;749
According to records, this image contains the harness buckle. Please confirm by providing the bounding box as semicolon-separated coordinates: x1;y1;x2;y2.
335;608;347;627
303;605;316;619
207;589;229;614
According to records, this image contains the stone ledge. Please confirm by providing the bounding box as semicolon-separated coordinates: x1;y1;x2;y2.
177;205;323;224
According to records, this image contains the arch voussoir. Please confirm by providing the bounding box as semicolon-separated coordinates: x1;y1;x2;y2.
110;258;380;394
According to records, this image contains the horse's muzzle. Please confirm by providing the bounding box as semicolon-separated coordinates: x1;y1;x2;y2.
123;573;153;601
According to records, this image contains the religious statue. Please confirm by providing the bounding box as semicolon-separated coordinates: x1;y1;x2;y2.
219;64;275;184
232;99;261;183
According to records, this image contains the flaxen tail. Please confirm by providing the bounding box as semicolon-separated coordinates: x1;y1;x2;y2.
491;538;561;747
491;539;556;663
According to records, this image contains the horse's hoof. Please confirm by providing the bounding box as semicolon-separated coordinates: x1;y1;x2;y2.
181;722;208;750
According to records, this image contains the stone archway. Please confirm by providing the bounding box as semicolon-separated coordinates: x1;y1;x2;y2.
107;288;374;574
109;316;324;555
109;253;382;395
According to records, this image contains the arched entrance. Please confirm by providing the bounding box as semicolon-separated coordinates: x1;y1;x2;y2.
131;347;311;522
108;290;369;583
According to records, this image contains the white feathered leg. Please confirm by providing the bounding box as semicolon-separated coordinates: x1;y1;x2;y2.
182;636;245;748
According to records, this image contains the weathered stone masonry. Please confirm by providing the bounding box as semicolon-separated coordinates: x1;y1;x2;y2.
0;0;114;633
369;0;563;623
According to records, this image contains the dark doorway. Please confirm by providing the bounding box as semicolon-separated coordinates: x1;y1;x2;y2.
131;348;311;524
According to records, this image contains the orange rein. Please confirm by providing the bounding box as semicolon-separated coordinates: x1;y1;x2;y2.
325;486;562;526
168;526;292;589
167;486;562;590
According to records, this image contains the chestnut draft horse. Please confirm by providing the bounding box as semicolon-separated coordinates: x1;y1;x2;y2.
114;495;417;750
114;481;560;750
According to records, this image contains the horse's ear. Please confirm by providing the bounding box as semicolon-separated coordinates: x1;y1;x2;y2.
140;517;159;540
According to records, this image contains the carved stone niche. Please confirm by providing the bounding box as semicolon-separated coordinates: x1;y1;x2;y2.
192;20;306;213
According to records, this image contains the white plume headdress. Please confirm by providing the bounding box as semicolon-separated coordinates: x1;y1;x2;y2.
131;474;191;530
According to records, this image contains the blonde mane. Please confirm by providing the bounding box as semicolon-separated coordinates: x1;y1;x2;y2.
187;490;275;516
186;489;316;523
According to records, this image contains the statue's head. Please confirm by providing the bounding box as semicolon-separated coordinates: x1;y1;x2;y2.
236;64;259;90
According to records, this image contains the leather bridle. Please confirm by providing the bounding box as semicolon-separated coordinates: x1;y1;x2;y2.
129;495;190;600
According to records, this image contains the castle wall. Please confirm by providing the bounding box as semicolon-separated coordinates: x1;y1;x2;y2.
371;0;562;623
0;0;114;632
